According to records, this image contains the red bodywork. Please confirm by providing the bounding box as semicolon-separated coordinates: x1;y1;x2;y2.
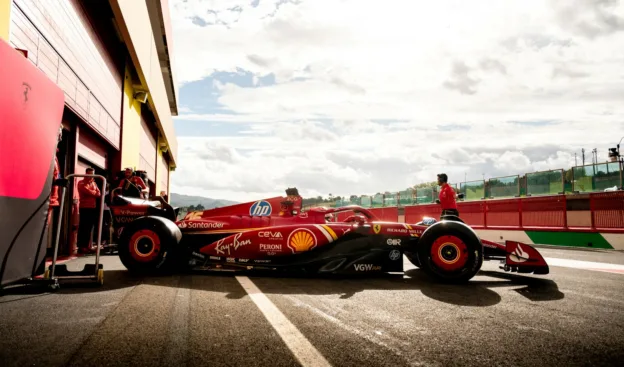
174;191;549;274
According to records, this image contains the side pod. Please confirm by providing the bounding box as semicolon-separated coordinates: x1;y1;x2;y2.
502;241;550;275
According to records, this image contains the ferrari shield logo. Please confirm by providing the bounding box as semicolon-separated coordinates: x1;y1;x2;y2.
373;224;381;234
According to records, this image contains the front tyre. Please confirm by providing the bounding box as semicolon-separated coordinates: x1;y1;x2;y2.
416;221;483;283
118;216;182;274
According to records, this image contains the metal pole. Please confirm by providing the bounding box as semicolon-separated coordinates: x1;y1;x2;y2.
66;173;106;277
49;185;66;280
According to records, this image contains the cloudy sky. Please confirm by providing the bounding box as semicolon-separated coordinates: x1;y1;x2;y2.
167;0;624;202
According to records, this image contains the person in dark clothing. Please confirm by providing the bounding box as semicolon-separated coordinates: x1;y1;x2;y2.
77;168;101;254
436;173;459;218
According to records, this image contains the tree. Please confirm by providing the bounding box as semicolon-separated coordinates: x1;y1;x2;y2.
196;203;205;210
413;181;437;189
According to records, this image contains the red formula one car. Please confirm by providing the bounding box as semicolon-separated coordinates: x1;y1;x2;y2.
114;188;549;283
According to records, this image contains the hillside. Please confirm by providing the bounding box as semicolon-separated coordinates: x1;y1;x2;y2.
169;192;239;209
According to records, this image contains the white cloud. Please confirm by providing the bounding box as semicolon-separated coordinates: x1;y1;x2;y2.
167;0;624;201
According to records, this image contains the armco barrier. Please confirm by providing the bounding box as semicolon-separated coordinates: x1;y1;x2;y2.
486;198;521;228
404;205;441;223
324;192;623;233
457;201;486;228
591;191;624;230
369;207;399;222
521;195;566;229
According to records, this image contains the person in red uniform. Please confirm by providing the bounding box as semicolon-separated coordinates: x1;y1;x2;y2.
77;167;101;253
436;173;459;218
118;168;148;198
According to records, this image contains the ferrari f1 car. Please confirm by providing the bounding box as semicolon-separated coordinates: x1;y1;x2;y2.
114;188;549;283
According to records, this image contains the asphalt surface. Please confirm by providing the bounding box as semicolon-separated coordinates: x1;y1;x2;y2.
1;247;623;367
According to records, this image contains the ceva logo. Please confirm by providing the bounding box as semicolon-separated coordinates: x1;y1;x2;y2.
250;200;272;216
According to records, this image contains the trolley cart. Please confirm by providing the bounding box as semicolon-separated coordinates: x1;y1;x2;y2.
43;174;106;289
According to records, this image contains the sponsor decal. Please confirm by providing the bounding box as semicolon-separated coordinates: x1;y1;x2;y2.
258;231;283;239
185;211;203;220
482;242;498;249
354;264;382;271
250;200;272;216
238;258;249;263
191;251;206;259
373;224;381;234
387;239;401;246
114;216;141;224
116;209;145;216
179;221;225;229
226;257;235;263
387;227;422;236
389;249;401;261
209;256;221;261
259;243;282;252
254;259;272;263
215;232;252;256
510;244;529;263
287;228;317;253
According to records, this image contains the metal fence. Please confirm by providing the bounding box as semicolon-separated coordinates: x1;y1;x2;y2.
527;169;564;196
460;180;485;200
488;175;520;198
573;162;621;193
318;161;623;210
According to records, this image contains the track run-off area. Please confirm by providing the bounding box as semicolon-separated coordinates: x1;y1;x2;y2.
0;246;623;367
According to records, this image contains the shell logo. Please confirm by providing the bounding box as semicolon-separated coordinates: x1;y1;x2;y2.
287;228;317;253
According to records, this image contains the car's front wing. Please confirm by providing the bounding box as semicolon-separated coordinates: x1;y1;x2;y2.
482;239;549;275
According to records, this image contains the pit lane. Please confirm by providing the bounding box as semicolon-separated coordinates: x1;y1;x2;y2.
0;247;623;367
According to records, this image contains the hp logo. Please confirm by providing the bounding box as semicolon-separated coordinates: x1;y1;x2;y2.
389;249;401;261
250;200;272;216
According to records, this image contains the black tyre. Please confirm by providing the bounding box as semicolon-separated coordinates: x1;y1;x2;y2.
416;220;483;283
118;216;182;274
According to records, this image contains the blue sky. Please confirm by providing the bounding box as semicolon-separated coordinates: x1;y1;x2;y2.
167;0;624;201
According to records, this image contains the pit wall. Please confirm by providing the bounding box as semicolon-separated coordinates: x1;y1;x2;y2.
331;191;624;250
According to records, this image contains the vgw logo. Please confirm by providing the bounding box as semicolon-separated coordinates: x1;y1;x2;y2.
250;200;272;216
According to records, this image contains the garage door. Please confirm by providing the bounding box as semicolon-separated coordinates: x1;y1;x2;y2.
139;116;156;182
77;127;107;170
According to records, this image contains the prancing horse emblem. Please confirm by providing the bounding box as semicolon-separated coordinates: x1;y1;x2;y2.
373;224;381;234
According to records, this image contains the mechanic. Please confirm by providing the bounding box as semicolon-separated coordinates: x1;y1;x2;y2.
118;167;148;198
77;167;101;254
436;173;459;218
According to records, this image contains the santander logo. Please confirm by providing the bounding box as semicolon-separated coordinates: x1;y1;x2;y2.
510;244;529;263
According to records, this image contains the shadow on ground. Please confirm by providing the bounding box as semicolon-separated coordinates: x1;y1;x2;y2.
0;264;565;307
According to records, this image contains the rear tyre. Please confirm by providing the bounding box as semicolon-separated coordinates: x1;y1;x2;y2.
118;216;182;274
416;220;483;283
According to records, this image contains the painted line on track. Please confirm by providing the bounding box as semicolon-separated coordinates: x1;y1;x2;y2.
235;276;332;367
544;257;624;275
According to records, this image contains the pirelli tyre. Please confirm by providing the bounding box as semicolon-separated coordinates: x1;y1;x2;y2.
416;220;483;283
118;216;182;274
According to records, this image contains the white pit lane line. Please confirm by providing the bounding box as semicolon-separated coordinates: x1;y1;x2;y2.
235;276;332;367
544;257;624;274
